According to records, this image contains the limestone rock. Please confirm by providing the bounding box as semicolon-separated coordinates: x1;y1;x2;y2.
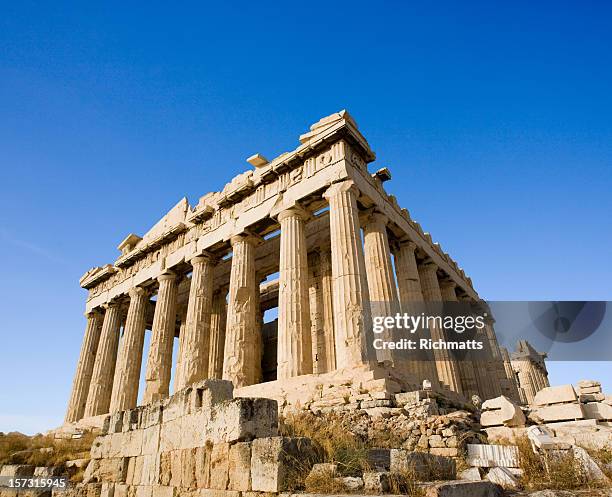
486;466;519;489
0;465;35;477
363;471;391;493
250;436;315;492
583;401;612;421
423;480;504;497
480;396;525;427
466;444;519;468
532;385;577;406
459;467;481;481
572;446;610;483
529;403;584;423
334;476;364;491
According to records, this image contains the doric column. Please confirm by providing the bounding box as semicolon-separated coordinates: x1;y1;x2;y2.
65;310;104;422
441;281;478;397
277;207;313;379
393;241;425;304
173;305;188;392
223;234;260;388
143;272;178;404
109;287;149;413
208;287;228;379
392;241;438;384
362;211;400;366
319;246;336;371
417;262;463;393
84;302;123;417
175;254;215;390
323;181;375;370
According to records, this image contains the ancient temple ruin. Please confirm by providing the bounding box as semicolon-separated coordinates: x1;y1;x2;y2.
65;111;545;425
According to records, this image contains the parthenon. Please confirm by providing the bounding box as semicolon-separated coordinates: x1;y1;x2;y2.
65;110;545;425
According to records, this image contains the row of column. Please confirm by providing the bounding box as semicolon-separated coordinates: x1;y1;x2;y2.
68;178;500;422
65;256;228;422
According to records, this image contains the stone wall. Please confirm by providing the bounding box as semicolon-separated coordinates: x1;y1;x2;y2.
68;379;319;497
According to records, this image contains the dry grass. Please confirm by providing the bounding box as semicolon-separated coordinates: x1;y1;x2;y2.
388;467;426;497
516;435;591;491
0;431;95;468
280;412;369;476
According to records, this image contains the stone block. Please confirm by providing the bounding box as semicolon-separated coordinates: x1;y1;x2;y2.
151;487;175;497
573;446;610;483
526;426;571;451
194;445;212;488
367;448;391;470
181;448;197;490
90;437;107;459
209;443;230;490
140;403;163;429
532;385;577;406
390;449;456;479
363;471;391;493
486;467;519;489
122;430;143;457
0;466;34;477
466;444;519;468
529;403;584;422
251;437;316;492
583;402;612;420
480;396;525;427
334;476;363;491
429;448;460;457
429;435;445;448
107;412;123;433
578;379;601;389
139;454;158;486
304;463;337;487
192;379;234;411
113;484;128;497
100;482;114;497
33;467;62;477
141;426;160;455
228;442;251;491
209;398;278;443
135;486;152;497
97;458;128;483
458;467;481;481
580;393;605;403
169;450;182;488
159;419;182;452
423;480;503;497
122;409;140;432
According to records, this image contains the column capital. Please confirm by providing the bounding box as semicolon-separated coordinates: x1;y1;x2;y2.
102;300;121;310
361;208;388;226
189;252;216;266
439;279;457;291
84;308;103;319
128;286;150;299
322;180;359;200
276;204;310;223
229;231;263;248
157;271;176;283
419;259;438;273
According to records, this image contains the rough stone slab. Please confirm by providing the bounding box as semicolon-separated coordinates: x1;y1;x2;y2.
390;449;456;479
0;465;35;477
573;446;610;483
363;472;391;493
422;480;503;497
251;437;315;492
96;458;128;483
579;393;605;403
228;442;251;491
532;385;577;406
583;402;612;421
33;467;63;477
209;398;278;443
530;403;584;422
459;467;481;481
466;444;519;468
480;396;525;427
486;467;519;489
210;443;230;490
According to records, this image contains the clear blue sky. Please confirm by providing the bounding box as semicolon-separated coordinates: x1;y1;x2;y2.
0;2;610;434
